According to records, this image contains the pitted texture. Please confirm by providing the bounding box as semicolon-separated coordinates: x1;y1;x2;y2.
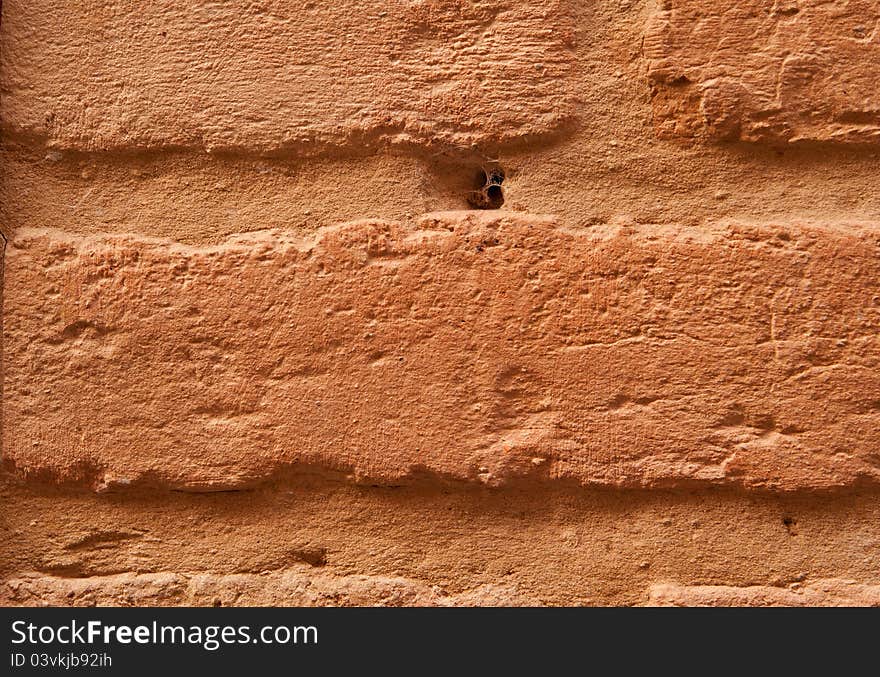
649;580;880;607
4;213;879;491
1;571;535;607
646;0;880;144
3;0;880;608
0;0;575;153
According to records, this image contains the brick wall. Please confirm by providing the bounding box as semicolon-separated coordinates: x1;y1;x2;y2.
1;0;878;606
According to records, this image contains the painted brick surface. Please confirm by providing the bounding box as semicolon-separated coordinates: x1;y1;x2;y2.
1;0;879;607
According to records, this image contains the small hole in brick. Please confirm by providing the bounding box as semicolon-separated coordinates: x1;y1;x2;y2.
468;167;505;209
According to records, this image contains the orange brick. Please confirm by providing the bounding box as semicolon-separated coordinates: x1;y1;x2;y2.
0;0;575;153
645;0;880;144
4;212;879;491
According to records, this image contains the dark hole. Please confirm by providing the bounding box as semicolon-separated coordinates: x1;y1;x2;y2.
468;166;505;209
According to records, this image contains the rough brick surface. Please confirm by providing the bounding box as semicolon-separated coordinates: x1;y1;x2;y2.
1;571;533;607
646;0;880;144
5;213;879;491
649;580;880;607
3;478;879;607
3;0;880;608
0;0;575;153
